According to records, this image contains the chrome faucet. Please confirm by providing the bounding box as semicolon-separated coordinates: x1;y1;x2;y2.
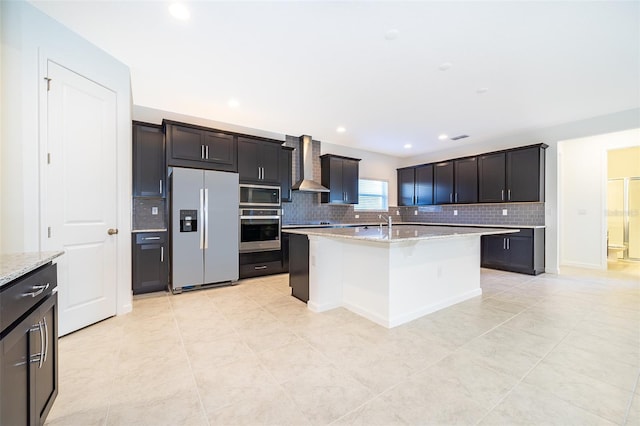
379;214;392;229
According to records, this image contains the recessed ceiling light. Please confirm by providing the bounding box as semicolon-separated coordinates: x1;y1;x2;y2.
403;144;412;149
438;134;448;140
336;126;346;133
227;98;240;108
169;3;190;20
476;87;489;94
438;62;453;71
384;29;400;41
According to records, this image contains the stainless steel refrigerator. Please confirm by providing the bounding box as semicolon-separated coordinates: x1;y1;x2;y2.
171;167;239;293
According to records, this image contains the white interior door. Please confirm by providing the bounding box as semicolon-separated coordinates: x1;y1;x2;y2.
44;61;118;336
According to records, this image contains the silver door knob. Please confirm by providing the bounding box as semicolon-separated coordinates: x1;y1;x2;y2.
107;228;119;235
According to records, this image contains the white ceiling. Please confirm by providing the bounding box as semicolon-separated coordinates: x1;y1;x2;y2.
30;0;639;157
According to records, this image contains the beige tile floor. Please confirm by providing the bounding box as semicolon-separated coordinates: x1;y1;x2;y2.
46;264;640;426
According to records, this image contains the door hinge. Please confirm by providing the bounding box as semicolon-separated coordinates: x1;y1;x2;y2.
47;153;51;164
47;227;51;238
44;77;52;91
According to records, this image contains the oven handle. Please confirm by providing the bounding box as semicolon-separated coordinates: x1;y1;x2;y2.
240;216;281;220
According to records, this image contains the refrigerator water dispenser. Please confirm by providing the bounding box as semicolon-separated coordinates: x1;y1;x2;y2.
179;210;197;232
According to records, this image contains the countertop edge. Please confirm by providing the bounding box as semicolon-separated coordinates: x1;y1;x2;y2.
284;226;517;243
0;251;65;288
283;222;545;229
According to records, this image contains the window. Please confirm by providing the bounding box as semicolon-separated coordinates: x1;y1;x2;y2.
355;178;388;211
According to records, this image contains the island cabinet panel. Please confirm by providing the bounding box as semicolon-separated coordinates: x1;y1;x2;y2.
454;157;478;204
478;152;506;202
133;122;165;198
397;167;415;206
1;263;59;426
280;147;294;202
288;233;309;303
165;121;237;172
434;161;454;204
506;145;546;202
238;136;282;184
320;154;361;204
481;228;545;275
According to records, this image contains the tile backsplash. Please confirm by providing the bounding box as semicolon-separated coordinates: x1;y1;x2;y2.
133;198;166;230
283;194;545;226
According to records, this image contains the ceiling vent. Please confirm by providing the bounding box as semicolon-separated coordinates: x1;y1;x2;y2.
450;135;469;141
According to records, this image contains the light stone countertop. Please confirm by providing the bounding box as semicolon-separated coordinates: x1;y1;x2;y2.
282;222;544;229
0;251;64;288
283;225;517;243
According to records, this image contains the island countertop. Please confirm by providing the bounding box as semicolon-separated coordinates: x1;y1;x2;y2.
283;225;516;243
0;251;65;288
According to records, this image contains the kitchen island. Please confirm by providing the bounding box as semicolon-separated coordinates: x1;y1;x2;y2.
285;225;516;328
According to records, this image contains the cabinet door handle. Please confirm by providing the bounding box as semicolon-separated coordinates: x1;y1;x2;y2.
450;193;453;203
29;321;44;367
201;145;205;159
508;189;511;200
23;283;49;298
43;317;49;364
161;246;164;262
160;179;163;195
205;145;209;160
503;238;506;250
506;238;510;250
455;193;458;203
501;189;504;201
254;265;268;270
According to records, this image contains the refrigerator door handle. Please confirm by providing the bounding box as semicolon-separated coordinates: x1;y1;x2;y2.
204;188;209;249
199;188;205;249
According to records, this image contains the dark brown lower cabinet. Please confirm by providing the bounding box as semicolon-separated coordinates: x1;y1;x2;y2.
132;232;168;295
481;228;545;275
239;250;283;279
1;263;58;426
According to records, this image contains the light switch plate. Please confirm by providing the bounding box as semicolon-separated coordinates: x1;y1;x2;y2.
151;207;159;215
502;209;508;216
355;214;359;219
414;210;418;215
454;210;458;216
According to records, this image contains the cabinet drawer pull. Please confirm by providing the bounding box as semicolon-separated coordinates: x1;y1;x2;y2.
144;236;160;240
23;283;49;298
254;265;268;270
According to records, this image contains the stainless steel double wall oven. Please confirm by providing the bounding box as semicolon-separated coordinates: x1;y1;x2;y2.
239;184;281;253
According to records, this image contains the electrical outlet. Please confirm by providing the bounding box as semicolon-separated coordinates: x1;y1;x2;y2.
414;210;418;215
502;209;508;216
355;214;359;219
151;207;158;215
453;210;458;216
396;210;400;216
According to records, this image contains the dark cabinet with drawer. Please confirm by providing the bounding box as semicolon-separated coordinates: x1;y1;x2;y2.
1;262;58;426
239;250;283;279
238;136;282;184
320;154;361;204
288;233;309;303
132;232;168;294
481;228;545;275
165;120;237;172
133;122;165;198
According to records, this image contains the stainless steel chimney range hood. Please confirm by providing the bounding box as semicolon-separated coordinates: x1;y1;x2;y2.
292;135;330;193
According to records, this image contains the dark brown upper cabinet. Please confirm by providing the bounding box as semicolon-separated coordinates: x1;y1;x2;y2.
320;154;361;204
133;122;165;198
454;157;478;204
164;120;237;172
237;136;282;184
434;161;454;204
397;164;433;206
479;144;547;203
280;146;294;202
